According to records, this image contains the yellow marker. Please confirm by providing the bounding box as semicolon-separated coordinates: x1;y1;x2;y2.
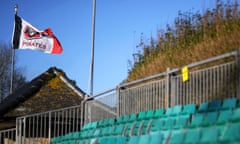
181;66;189;82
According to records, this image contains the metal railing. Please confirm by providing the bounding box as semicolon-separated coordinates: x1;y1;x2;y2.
83;49;240;122
1;49;240;144
15;105;81;144
0;128;15;144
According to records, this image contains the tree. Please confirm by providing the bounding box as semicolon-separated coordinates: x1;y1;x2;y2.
0;43;26;103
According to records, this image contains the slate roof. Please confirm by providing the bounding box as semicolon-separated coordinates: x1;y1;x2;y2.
0;67;86;117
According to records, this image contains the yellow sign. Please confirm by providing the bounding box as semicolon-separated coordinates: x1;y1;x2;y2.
181;66;189;82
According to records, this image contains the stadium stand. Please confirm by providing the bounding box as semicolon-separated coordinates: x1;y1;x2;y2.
50;97;240;144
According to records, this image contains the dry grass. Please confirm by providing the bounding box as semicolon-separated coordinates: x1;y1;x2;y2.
127;28;240;82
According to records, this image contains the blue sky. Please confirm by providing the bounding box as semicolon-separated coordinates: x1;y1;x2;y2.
0;0;218;94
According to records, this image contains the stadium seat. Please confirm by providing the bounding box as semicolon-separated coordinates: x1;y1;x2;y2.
113;124;125;136
102;118;115;127
174;114;190;129
222;98;237;110
172;105;183;116
145;109;155;119
116;115;129;124
201;111;218;126
230;107;240;122
219;122;240;143
165;107;174;116
150;131;164;144
208;99;222;111
180;103;196;115
162;117;176;130
200;127;219;143
198;102;208;113
184;128;201;143
217;109;232;125
98;137;109;144
93;128;101;137
168;129;185;144
115;136;127;144
137;111;147;121
83;121;98;130
138;134;150;144
149;119;164;132
189;113;204;128
153;108;165;118
72;131;81;140
128;113;138;122
128;135;140;144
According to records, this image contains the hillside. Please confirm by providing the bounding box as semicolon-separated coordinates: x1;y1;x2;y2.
127;0;240;82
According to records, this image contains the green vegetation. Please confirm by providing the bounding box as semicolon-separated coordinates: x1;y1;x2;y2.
127;0;240;82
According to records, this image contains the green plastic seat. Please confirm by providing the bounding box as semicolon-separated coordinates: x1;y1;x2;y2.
162;117;175;130
80;130;89;139
150;132;164;144
153;108;165;118
99;127;108;136
116;115;129;124
189;113;204;128
165;107;174;116
149;119;164;132
116;136;127;144
198;102;208;113
86;129;95;138
50;136;62;143
83;121;98;130
230;107;240;122
72;131;81;139
113;124;125;136
165;105;182;117
219;122;240;143
98;119;106;127
217;109;232;125
184;128;201;143
180;104;196;115
138;134;150;144
146;110;155;119
106;118;115;126
138;111;147;120
172;105;183;116
222;98;237;110
174;114;190;129
208;99;222;111
201;111;218;126
200;127;219;143
168;129;185;144
128;113;137;122
128;135;140;144
98;137;109;144
93;128;101;137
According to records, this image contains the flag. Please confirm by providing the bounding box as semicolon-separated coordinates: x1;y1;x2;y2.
12;15;63;54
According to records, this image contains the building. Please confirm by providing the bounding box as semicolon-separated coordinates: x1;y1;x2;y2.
0;67;86;130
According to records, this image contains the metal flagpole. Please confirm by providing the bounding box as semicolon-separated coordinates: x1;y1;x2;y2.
89;0;96;96
10;4;18;94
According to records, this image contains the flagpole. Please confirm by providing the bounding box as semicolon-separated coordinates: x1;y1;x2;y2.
10;4;18;94
89;0;96;96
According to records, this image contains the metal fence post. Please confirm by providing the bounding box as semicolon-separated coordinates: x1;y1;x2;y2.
236;49;240;99
48;112;52;143
116;86;120;117
165;68;171;108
